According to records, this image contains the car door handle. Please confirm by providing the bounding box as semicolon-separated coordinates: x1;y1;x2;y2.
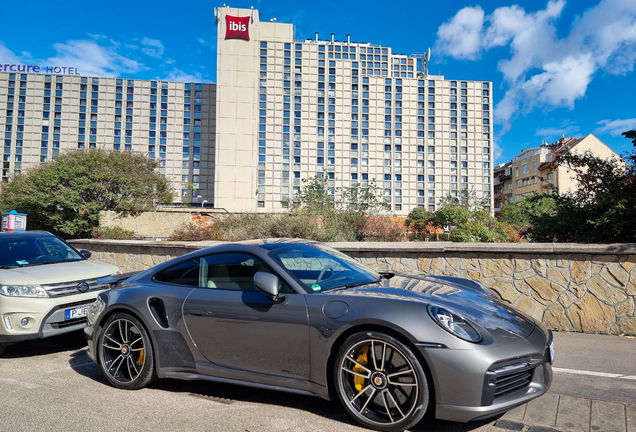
188;313;202;318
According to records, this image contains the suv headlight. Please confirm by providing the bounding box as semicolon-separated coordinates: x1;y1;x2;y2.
0;285;49;298
428;305;482;343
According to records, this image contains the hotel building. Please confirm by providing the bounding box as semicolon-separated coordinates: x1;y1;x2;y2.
214;7;493;215
0;73;216;203
1;6;493;215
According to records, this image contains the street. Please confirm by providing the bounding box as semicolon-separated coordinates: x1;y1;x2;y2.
0;331;634;432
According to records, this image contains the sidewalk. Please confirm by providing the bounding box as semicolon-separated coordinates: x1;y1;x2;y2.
494;393;636;432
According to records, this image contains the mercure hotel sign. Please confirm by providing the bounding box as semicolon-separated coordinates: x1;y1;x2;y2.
0;64;81;75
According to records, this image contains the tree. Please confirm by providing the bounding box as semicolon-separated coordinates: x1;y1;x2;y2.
500;194;557;238
437;187;490;212
622;129;636;147
527;137;636;243
0;150;174;238
406;193;522;242
286;176;389;241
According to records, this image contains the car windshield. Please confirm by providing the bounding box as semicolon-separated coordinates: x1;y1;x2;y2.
269;243;380;292
0;235;84;267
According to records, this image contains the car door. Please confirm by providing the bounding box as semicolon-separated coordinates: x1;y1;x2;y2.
182;252;310;380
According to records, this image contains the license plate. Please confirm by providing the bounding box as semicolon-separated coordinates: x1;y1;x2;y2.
65;307;88;320
548;341;555;364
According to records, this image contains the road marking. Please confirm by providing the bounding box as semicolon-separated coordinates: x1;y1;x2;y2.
0;377;41;389
554;367;636;380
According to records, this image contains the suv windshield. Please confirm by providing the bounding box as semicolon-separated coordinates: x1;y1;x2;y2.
269;243;379;292
0;235;84;267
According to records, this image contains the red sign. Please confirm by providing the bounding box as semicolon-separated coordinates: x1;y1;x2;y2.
226;15;250;41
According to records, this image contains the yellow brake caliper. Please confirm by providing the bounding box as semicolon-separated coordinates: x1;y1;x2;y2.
353;345;369;391
137;348;145;367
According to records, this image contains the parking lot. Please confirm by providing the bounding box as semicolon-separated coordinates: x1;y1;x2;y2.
1;331;635;432
0;332;510;432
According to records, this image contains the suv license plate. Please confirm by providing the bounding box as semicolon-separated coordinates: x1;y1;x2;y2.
65;307;88;320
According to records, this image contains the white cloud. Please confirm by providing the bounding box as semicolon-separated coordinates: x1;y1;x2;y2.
594;118;636;136
141;37;164;58
162;68;212;83
0;42;21;64
435;7;485;60
435;0;636;133
0;37;146;78
535;120;580;138
198;38;216;50
46;39;144;77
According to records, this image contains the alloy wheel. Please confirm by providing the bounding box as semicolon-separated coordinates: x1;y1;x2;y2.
101;318;147;384
337;337;425;429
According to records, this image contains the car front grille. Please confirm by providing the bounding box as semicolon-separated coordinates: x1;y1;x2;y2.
41;277;110;298
493;366;534;398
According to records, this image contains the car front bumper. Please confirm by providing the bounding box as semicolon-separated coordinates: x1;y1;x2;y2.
0;293;102;345
419;327;553;423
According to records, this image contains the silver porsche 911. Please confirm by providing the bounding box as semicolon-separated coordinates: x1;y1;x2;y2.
85;239;553;432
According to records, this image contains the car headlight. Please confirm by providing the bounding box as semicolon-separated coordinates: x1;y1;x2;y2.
428;305;482;343
0;285;49;298
87;295;107;325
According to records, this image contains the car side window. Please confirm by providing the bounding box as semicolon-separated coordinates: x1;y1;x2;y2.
154;259;200;286
200;253;292;293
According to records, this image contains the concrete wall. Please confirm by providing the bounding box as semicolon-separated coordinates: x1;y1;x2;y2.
68;239;636;336
100;209;225;237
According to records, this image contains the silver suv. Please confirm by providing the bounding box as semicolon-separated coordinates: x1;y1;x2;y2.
0;231;120;355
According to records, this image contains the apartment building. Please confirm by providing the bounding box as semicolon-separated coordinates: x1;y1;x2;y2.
0;72;216;203
495;134;623;211
214;6;494;215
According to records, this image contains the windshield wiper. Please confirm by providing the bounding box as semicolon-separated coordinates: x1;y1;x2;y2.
17;260;70;267
0;265;17;269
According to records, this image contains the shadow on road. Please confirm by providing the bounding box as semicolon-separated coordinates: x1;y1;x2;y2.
149;378;495;432
1;330;87;359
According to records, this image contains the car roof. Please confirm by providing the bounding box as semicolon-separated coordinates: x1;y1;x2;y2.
0;230;53;239
233;238;320;251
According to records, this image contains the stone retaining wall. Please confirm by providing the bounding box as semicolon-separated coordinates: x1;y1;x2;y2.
68;239;636;336
100;209;226;237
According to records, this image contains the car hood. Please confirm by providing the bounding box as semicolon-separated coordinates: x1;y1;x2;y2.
331;274;536;339
0;260;119;285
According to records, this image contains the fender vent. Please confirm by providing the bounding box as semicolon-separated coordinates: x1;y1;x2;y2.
148;298;169;328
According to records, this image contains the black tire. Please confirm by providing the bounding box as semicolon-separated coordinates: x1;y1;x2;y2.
334;331;429;432
98;313;155;390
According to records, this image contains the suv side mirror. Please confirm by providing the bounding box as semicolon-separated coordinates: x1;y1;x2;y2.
254;272;280;302
80;249;92;259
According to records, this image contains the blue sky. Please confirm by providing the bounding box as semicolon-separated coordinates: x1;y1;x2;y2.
1;0;635;163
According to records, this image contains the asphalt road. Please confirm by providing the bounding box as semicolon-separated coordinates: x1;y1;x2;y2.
0;331;634;432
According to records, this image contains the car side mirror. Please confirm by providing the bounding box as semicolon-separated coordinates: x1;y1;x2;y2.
254;272;280;302
80;249;92;259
